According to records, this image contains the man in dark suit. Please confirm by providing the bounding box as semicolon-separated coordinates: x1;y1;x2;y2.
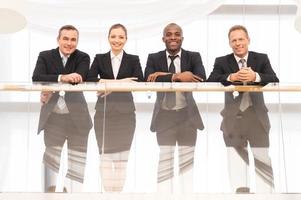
145;23;206;193
32;25;92;192
207;25;279;193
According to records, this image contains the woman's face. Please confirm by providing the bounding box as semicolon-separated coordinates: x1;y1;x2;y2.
108;27;127;54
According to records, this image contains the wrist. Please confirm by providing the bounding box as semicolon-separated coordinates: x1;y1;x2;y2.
229;73;234;82
171;73;177;82
58;74;63;82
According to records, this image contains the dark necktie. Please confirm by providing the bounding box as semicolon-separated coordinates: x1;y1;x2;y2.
239;58;252;111
165;55;178;109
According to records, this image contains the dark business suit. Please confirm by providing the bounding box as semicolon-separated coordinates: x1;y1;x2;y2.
32;47;92;182
207;51;279;191
87;51;143;153
145;49;206;183
145;49;205;133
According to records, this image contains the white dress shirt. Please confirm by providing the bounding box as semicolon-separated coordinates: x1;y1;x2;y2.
110;50;123;79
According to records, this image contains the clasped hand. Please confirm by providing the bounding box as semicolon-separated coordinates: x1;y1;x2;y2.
60;73;83;84
147;72;171;82
231;67;256;82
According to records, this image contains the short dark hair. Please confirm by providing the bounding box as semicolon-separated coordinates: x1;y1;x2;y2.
228;25;249;39
57;25;79;40
163;23;183;37
108;23;127;39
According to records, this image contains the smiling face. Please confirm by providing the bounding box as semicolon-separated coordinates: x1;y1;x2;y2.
57;29;78;56
108;27;127;55
229;29;250;58
162;23;183;55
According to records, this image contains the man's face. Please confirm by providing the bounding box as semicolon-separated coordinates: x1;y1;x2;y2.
229;29;250;58
57;29;78;56
162;25;183;55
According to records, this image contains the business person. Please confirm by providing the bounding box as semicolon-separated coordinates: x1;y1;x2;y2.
145;23;206;193
87;23;143;192
207;25;279;193
32;25;92;192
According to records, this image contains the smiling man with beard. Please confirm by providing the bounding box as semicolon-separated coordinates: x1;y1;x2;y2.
145;23;206;193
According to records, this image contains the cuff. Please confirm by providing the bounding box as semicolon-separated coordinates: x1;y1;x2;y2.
58;75;62;82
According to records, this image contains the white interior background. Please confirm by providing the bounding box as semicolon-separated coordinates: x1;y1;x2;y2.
1;0;301;193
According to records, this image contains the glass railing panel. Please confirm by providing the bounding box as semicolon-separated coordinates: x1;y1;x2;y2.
198;89;229;193
28;85;94;193
0;90;36;192
203;84;284;193
99;91;139;193
276;88;301;193
1;82;300;194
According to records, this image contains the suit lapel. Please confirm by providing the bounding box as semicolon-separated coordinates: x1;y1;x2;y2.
103;52;115;79
52;48;64;74
246;52;257;72
228;54;239;73
180;49;188;72
64;51;75;73
116;52;127;79
159;51;168;72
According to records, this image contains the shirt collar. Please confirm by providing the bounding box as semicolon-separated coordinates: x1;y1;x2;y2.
234;52;248;63
110;50;124;60
59;50;70;59
166;49;181;60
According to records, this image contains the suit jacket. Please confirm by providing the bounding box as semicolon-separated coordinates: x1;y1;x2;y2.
145;49;206;132
207;51;279;134
32;48;93;134
87;51;143;113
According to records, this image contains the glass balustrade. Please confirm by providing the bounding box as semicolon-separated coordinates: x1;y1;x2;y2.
0;82;300;194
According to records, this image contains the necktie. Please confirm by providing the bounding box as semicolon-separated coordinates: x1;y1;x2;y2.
239;58;246;70
165;55;178;109
57;56;67;110
239;59;252;111
62;56;68;68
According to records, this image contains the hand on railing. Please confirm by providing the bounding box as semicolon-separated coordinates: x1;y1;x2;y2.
60;73;83;84
172;71;203;82
118;77;138;82
99;77;138;83
147;72;172;82
40;91;53;105
96;77;138;97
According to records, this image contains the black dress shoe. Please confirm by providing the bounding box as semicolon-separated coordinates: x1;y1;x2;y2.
236;187;250;193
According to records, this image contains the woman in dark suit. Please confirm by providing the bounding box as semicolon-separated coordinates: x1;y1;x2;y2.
87;24;143;192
